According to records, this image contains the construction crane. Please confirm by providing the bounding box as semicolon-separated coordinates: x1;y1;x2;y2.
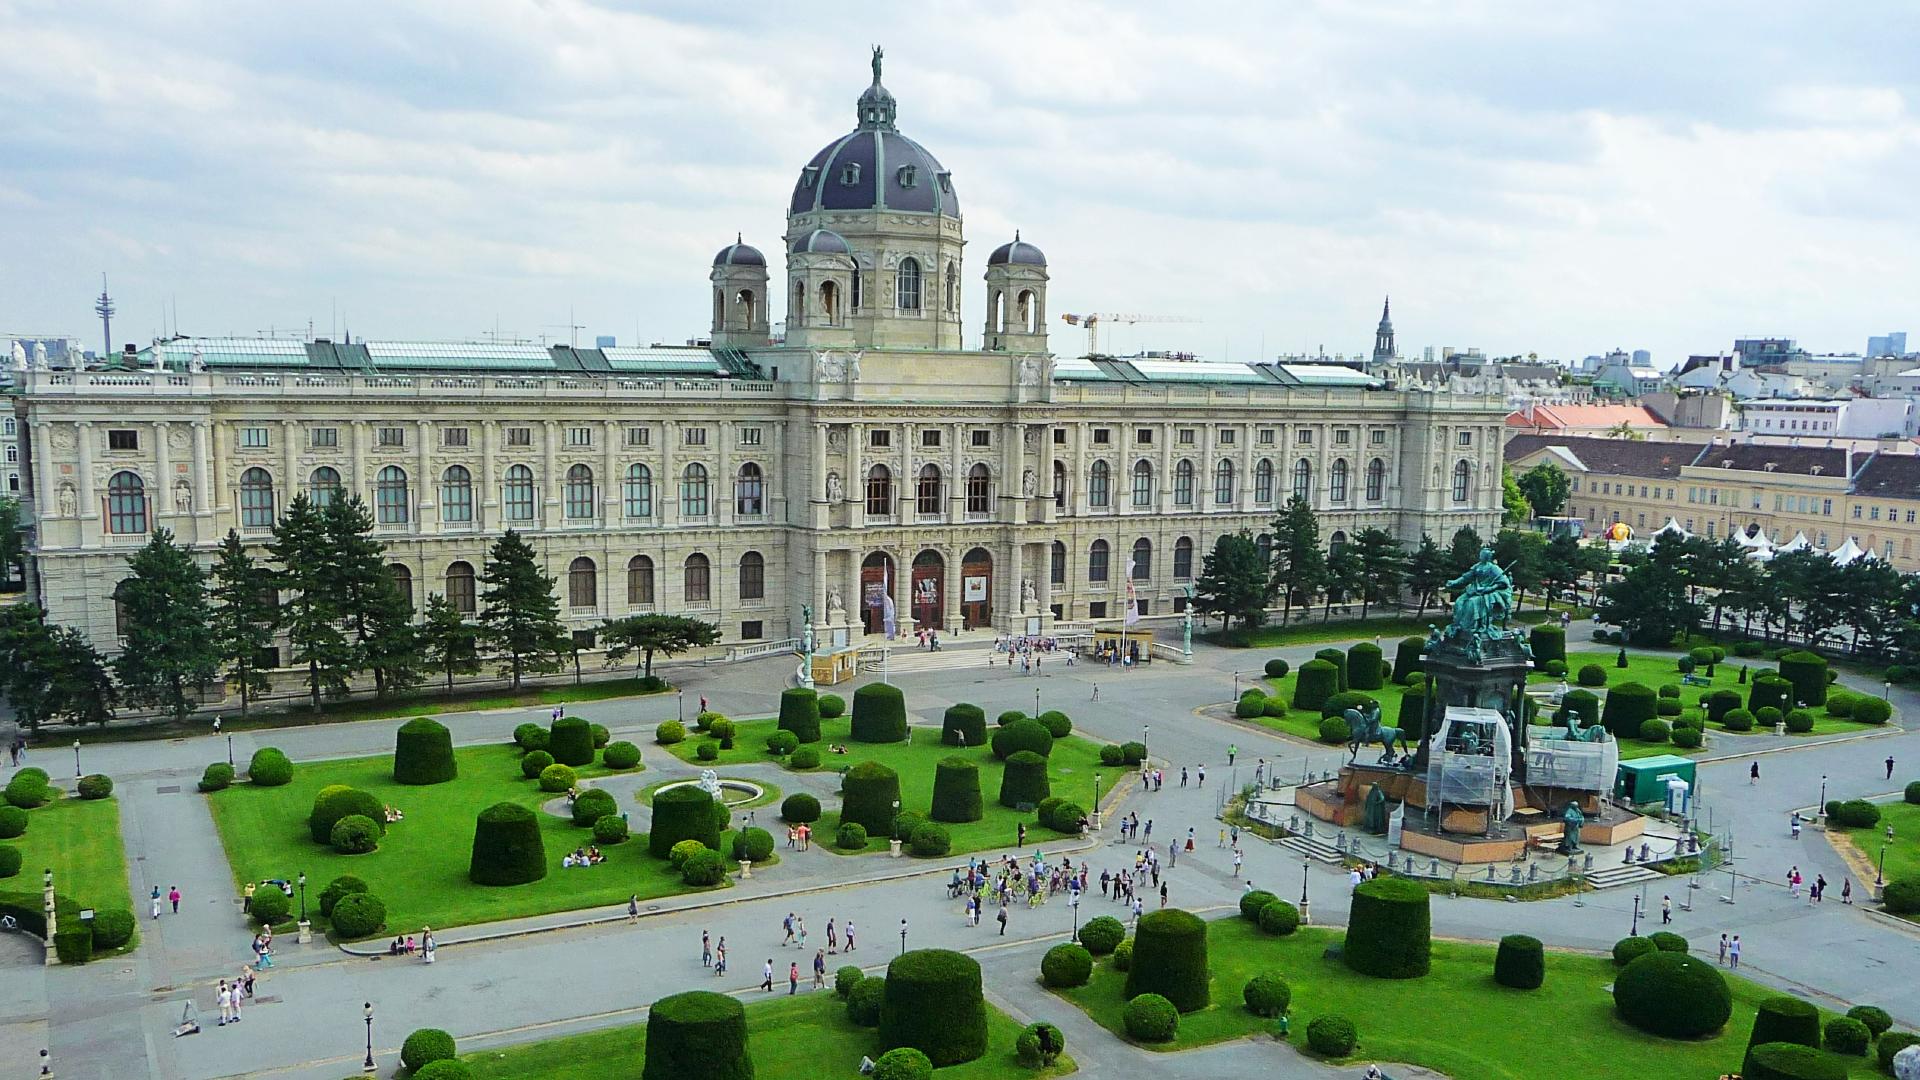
1059;313;1198;357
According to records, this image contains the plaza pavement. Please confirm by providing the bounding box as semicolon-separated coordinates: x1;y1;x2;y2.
2;619;1918;1078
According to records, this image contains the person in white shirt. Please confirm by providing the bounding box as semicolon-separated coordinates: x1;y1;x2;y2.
216;982;233;1026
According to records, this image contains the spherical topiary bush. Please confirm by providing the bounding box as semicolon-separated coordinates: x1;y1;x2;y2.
571;788;617;827
729;826;774;863
1777;651;1829;706
1120;740;1147;765
1264;656;1291;679
247;747;293;786
781;792;821;824
779;686;823;744
1648;931;1688;954
1672;725;1704;749
393;717;457;784
1705;689;1742;725
654;720;686;745
593;816;629;844
520;749;555;779
1243;973;1291;1018
1784;709;1815;734
1881;1032;1920;1072
908;823;950;858
1239;889;1278;922
412;1061;472;1080
1612;936;1656;966
1530;625;1566;666
1747;995;1821;1050
813;692;844;719
649;785;721;858
851;683;909;743
927;757;984;824
1346;642;1385;691
1317;717;1350;744
1293;659;1339;713
836;822;869;850
1756;706;1784;729
0;805;27;839
990;717;1054;761
329;892;387;938
590;723;609;748
248;887;292;925
1494;934;1545;989
469;802;547;885
1080;914;1126;955
1613;951;1731;1038
1306;1014;1358;1057
764;729;799;757
1016;1022;1065;1068
1846;1005;1893;1037
603;741;642;770
1576;664;1607;687
1655;697;1683;717
1638;718;1671;743
1742;1042;1848;1080
1320;690;1378;721
1236;691;1267;719
1037;709;1072;738
835;965;865;998
1123;994;1179;1043
1112;939;1133;971
318;875;367;917
1721;708;1755;733
681;849;726;886
871;1047;933;1080
940;703;987;748
847;975;886;1025
1749;674;1793;715
1601;682;1657;739
400;1028;457;1073
1259;899;1301;936
76;773;113;800
1823;1016;1870;1056
3;774;49;810
1554;689;1600;730
1125;907;1210;1011
330;814;380;854
642;990;751;1080
789;746;821;770
308;785;384;844
998;751;1050;810
538;763;577;793
547;717;594;766
513;722;543;749
1344;876;1430;979
1851;697;1892;725
1041;942;1093;987
841;761;903;834
1830;799;1881;828
87;907;134;950
880;949;987;1066
199;762;235;793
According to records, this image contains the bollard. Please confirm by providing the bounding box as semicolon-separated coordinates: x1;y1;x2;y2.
739;859;752;880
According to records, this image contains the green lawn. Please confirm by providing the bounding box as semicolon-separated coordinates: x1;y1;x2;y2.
461;988;1074;1079
1829;798;1919;890
665;717;1109;856
3;791;133;916
205;743;736;937
1056;919;1881;1078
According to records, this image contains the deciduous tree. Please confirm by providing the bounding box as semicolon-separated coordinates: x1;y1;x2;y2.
601;613;722;680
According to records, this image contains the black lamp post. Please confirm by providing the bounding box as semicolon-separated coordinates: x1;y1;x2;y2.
1069;889;1081;942
1878;844;1888;888
1631;892;1642;936
73;740;81;779
1142;724;1149;760
227;734;234;767
899;918;908;956
1034;686;1041;717
1299;860;1310;924
361;1002;375;1072
298;872;308;922
678;691;685;723
1818;775;1827;820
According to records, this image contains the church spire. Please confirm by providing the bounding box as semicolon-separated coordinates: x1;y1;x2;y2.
1372;294;1396;364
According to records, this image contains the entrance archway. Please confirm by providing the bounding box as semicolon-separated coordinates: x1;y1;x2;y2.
911;550;944;632
860;551;897;636
960;546;992;630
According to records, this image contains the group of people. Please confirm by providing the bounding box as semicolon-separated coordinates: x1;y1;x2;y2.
1785;863;1845;903
988;634;1074;675
382;804;405;824
384;927;437;961
213;970;254;1027
561;846;607;868
786;823;814;850
911;627;944;651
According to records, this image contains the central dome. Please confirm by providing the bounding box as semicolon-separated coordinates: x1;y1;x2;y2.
788;50;958;218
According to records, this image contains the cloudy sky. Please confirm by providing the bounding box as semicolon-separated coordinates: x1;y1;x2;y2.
3;1;1915;365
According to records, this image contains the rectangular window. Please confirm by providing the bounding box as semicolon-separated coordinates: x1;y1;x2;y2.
971;429;992;448
1218;428;1237;446
1334;429;1351;446
739;426;762;446
1052;428;1066;445
869;429;891;448
108;429;139;451
683;426;708;446
1258;428;1275;445
310;427;338;448
921;429;942;448
1297;429;1314;445
1854;506;1864;519
1370;429;1386;445
1088;601;1108;619
505;426;532;447
1457;430;1473;446
240;427;270;449
441;426;469;448
626;426;650;447
1177;428;1195;446
1136;429;1153;445
1822;499;1832;515
377;426;406;448
1092;429;1111;445
567;426;593;448
741;621;763;641
1871;507;1881;520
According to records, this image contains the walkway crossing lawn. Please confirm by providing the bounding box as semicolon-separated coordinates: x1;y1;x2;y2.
666;717;1109;855
1055;919;1880;1078
1828;798;1919;895
206;743;721;937
1;792;133;918
460;990;1075;1080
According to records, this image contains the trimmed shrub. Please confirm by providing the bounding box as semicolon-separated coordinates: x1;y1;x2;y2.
1318;717;1350;744
469;803;546;885
76;773;113;800
1120;741;1147;765
1041;943;1093;987
393;717;456;784
999;751;1050;809
908;823;950;857
1672;726;1703;749
851;683;909;743
603;741;642;769
1344;876;1430;979
836;822;869;850
1908;781;1920;806
1577;663;1607;687
880;948;987;1066
1638;719;1671;743
928;757;984;824
1823;1016;1870;1056
789;746;821;769
1293;660;1339;712
546;717;594;766
248;887;292;925
401;1028;457;1073
1749;674;1793;715
693;710;720;733
1042;800;1085;834
0;806;24;840
1080;914;1125;955
88;907;135;950
681;849;726;886
413;1062;472;1080
1236;690;1266;719
1655;698;1683;717
1601;682;1657;739
728;826;773;863
654;720;686;745
1829;799;1881;828
1881;1033;1920;1072
248;747;293;786
871;1048;933;1080
991;718;1054;761
1845;1005;1892;1037
940;703;987;748
642;990;750;1080
1852;697;1893;725
842;761;903;834
1398;683;1429;741
846;975;885;1026
520;726;552;753
1705;689;1742;724
781;792;821;823
765;730;799;757
1612;951;1731;1038
512;722;543;748
3;774;50;809
1530;625;1566;666
1125;908;1210;1011
1347;642;1385;690
317;875;367;917
1016;1022;1066;1068
309;786;383;845
593;816;630;844
708;718;736;750
835;965;864;998
1494;934;1544;989
330;814;380;854
1113;939;1133;971
1038;710;1072;738
1306;1014;1358;1057
1756;705;1784;728
1394;636;1426;681
1314;647;1348;691
1099;743;1125;766
329;892;387;938
1880;878;1920;915
1244;972;1292;1018
538;763;576;792
1320;690;1379;721
1784;709;1815;734
1123;994;1179;1043
1658;683;1681;698
591;723;609;748
1543;659;1567;677
778;687;823;744
198;762;235;793
1239;889;1278;921
520;749;555;779
53;927;92;965
650;785;721;857
1824;691;1857;718
1258;899;1301;936
694;741;720;762
571;788;617;827
819;693;846;719
1743;1043;1847;1080
996;710;1025;727
1264;657;1291;679
1648;931;1688;953
1777;651;1828;706
1612;936;1656;966
1556;690;1600;729
1722;708;1755;733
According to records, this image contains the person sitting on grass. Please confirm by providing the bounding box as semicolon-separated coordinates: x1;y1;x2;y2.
587;846;605;865
383;804;404;824
830;744;850;755
566;787;580;804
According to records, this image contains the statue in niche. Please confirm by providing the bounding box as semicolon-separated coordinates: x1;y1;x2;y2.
825;472;843;503
57;484;76;517
1021;468;1037;497
173;480;192;513
826;586;846;621
1020;577;1036;613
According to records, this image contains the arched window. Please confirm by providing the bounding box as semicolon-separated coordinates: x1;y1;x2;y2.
1452;459;1473;503
966;464;991;514
1050;540;1066;584
736;463;764;516
736;288;757;326
1214;459;1235;505
1365;458;1386;501
1256;532;1273;563
1132;460;1154;508
375;466;409;524
1132;538;1152;579
1173;536;1195;580
502;465;535;522
1254;459;1274;504
565;464;595;519
627;555;655;606
897;257;922;311
916;464;942;515
567;557;597;609
739;551;765;600
1052;461;1067;508
1329;459;1350;503
1174;460;1195;506
106;471;147;534
1088;539;1110;582
866;464;893;516
445;561;476;614
684;553;711;603
308;467;342;508
1088;460;1111;508
820;279;839;322
239;467;275;528
1291;458;1314;503
681;463;709;517
440;465;473;523
389;564;413;612
945;260;958;312
624;463;653;518
851;266;863;310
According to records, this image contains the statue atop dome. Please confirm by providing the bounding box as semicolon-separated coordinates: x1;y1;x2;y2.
871;44;884;85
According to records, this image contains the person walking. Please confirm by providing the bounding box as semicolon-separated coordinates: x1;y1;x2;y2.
229;980;243;1023
997;903;1008;936
760;959;774;992
1717;934;1728;965
1197;764;1206;787
1159;881;1169;908
216;981;233;1027
1661;895;1671;925
782;913;795;947
826;918;838;954
1228;744;1237;765
702;930;712;967
1729;935;1742;969
1842;878;1853;904
714;937;728;976
1232;848;1244;878
242;882;255;914
813;949;827;989
844;920;856;952
1889;755;1898;781
1168;841;1177;868
797;916;808;950
1750;761;1760;785
788;961;800;995
1180;767;1189;788
627;895;640;924
169;885;182;914
150;885;162;920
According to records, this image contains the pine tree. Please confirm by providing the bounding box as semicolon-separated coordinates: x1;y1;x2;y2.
0;495;24;586
269;494;355;711
601;613;722;680
1446;526;1483;576
1349;527;1405;619
1596;535;1701;646
208;530;279;713
320;497;421;697
47;626;117;726
1192;532;1270;630
1539;534;1584;611
113;528;217;719
478;530;570;689
1406;533;1448;617
0;603;58;730
1267;497;1325;625
419;592;483;693
1322;543;1364;621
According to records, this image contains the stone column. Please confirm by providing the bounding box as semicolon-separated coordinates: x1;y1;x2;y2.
940;542;959;633
1003;422;1023;525
541;421;560;529
211;422;230;515
479;421;497;531
948;422;964;523
152;421;173;521
602;420;620;526
1006;539;1024;634
1158;423;1174;514
416;420;435;527
845;549;862;635
281;421;299;525
348;420;367;504
717;419;733;527
662;421;678;526
74;423;95;547
1196;424;1213;517
1240;422;1256;513
1073;422;1090;516
771;420;787;523
847;423;865;528
29;422;54;519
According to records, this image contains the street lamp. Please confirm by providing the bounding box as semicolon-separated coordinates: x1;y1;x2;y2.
298;872;308;922
678;691;685;723
361;1002;375;1073
1885;681;1893;700
1142;724;1149;760
1299;861;1311;925
73;740;81;779
1878;844;1888;888
1035;687;1041;718
1069;888;1081;941
1631;892;1642;936
226;734;234;767
899;918;908;956
1818;775;1827;820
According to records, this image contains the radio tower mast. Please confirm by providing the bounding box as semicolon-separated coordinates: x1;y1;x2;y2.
94;274;116;361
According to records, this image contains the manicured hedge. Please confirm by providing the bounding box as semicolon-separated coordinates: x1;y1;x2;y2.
1395;637;1427;682
837;822;869;850
778;687;823;744
199;763;235;792
1879;1032;1920;1072
318;875;367;917
643;990;750;1080
330;892;387;938
88;906;135;949
1041;943;1093;987
1293;660;1339;713
999;751;1050;809
1852;697;1893;725
571;788;617;827
1557;689;1600;729
1258;899;1301;936
330;814;380;854
781;792;820;823
1649;931;1688;953
1314;647;1348;691
520;750;555;779
1601;682;1657;739
930;757;983;823
3;774;49;810
538;763;576;793
991;718;1054;760
1125;907;1210;1011
401;1028;457;1073
1749;674;1793;716
593;816;629;844
548;717;594;766
513;722;544;749
1243;973;1291;1018
1612;936;1656;966
393;717;457;784
1080;915;1126;955
852;683;909;743
1639;718;1671;743
53;926;92;964
1318;718;1351;745
1721;708;1755;733
842;761;903;834
1344;876;1430;978
1123;994;1178;1042
1576;664;1607;687
871;1048;933;1080
248;747;294;786
1776;651;1828;706
880;949;987;1066
1347;643;1385;691
1822;1016;1870;1056
908;823;950;857
1704;689;1742;725
1495;934;1544;989
1530;625;1566;666
249;886;292;926
1264;657;1291;679
650;785;721;858
603;741;642;769
1612;951;1731;1037
469;802;547;885
1239;889;1278;921
0;806;27;840
1236;690;1267;719
76;773;113;800
0;845;19;878
1321;690;1378;722
940;704;987;748
654;720;685;745
1016;1022;1065;1068
730;827;774;863
1742;1042;1847;1080
1306;1014;1358;1056
1398;683;1429;741
1038;710;1073;738
308;785;384;844
681;850;727;886
1846;1005;1892;1037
